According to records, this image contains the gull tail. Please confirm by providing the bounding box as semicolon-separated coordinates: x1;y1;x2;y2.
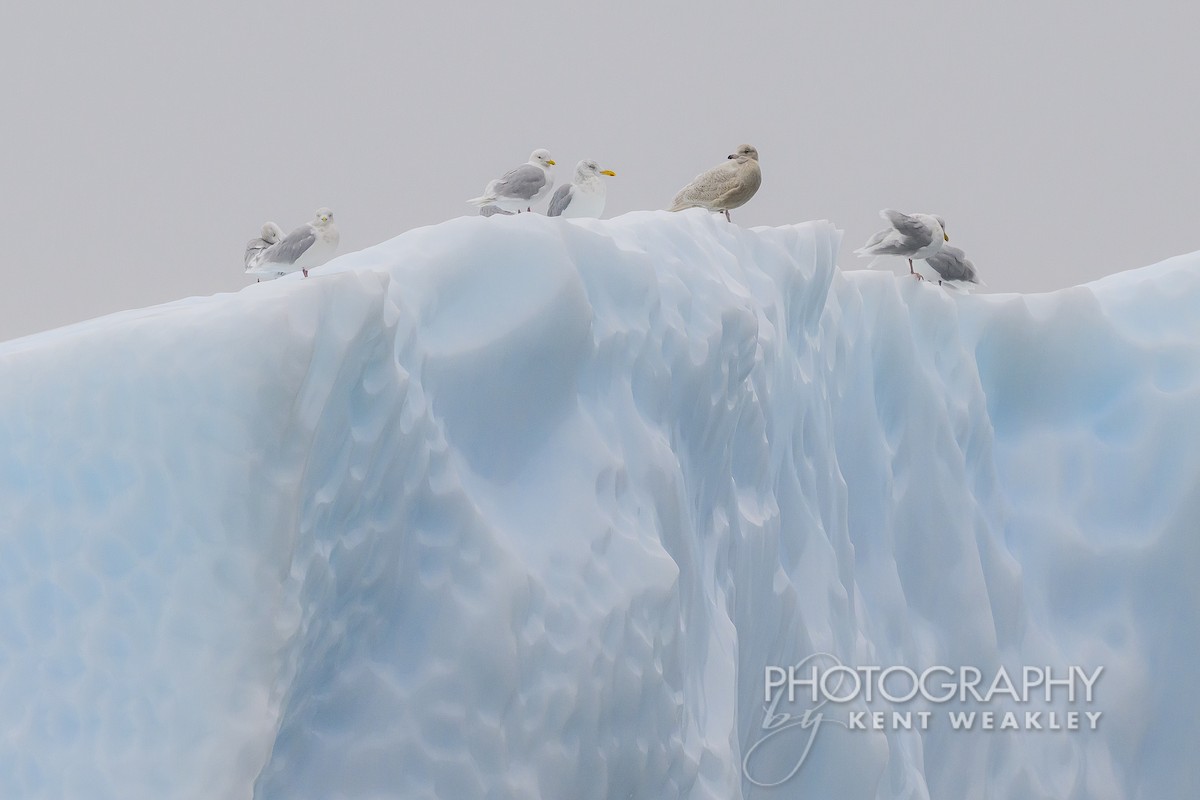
466;195;494;207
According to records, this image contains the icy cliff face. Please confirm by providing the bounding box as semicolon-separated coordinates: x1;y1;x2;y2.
0;212;1196;799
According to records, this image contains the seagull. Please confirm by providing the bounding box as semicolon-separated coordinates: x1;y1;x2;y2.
478;205;513;217
668;144;761;222
855;210;949;278
244;222;284;273
467;149;556;213
547;160;616;218
250;208;340;278
923;244;981;286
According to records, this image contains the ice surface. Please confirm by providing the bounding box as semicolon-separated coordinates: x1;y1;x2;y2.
0;211;1197;799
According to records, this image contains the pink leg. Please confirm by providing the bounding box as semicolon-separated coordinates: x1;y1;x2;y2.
302;268;309;278
724;210;732;222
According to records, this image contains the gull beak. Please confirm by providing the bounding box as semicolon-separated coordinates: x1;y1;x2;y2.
727;154;736;159
944;233;950;241
547;159;556;166
600;169;616;177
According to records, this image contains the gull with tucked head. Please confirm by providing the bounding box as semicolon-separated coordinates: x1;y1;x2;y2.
247;208;340;279
468;149;557;214
923;244;982;288
668;144;762;222
244;221;284;275
547;160;616;218
855;209;949;278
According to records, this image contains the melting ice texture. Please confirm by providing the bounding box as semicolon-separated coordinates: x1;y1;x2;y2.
0;211;1197;799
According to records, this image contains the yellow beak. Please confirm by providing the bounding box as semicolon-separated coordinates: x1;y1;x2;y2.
944;233;950;241
547;159;556;166
600;169;616;176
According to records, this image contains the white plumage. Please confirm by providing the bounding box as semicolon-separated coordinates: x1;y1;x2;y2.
547;160;616;219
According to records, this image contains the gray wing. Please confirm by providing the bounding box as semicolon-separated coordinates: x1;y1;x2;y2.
881;209;934;250
925;245;979;283
859;228;890;251
546;184;574;217
244;237;270;268
262;225;316;265
492;164;548;201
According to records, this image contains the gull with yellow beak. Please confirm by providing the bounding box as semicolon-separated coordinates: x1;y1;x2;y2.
250;208;340;279
468;149;557;213
855;209;949;278
547;160;616;218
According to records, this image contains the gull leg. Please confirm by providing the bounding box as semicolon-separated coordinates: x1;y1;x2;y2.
724;210;732;223
302;268;309;278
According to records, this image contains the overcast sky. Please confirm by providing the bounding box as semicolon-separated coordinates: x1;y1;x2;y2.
1;1;1196;342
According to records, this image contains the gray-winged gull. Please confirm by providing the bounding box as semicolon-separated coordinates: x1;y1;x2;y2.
923;244;981;286
668;144;761;222
855;209;949;277
547;160;616;218
244;222;284;273
249;208;340;279
468;149;556;213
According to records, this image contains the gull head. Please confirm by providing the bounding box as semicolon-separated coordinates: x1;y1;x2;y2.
578;160;617;179
933;214;949;241
261;222;283;243
530;149;556;168
916;213;949;242
727;144;759;162
314;208;335;226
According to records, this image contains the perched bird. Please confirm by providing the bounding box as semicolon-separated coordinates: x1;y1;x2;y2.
244;222;284;272
855;210;949;277
923;244;981;286
478;205;513;217
467;149;557;213
668;144;762;222
249;208;340;279
547;160;617;218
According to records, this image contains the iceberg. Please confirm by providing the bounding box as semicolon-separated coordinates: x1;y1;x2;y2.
0;210;1196;799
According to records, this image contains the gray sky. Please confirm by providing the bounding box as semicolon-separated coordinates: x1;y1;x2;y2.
1;1;1196;342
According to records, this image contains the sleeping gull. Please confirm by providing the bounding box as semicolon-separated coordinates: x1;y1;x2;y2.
468;149;556;213
855;209;948;278
244;222;284;274
250;208;340;278
479;205;513;217
547;160;616;218
923;244;981;286
668;144;761;222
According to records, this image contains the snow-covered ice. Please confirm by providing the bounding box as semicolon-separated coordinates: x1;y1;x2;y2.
0;211;1197;799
